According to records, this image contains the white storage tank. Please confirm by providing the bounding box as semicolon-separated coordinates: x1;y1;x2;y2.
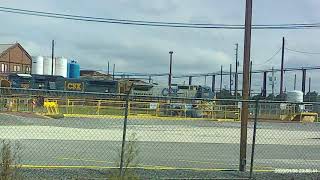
55;57;68;77
43;56;53;75
287;90;304;102
31;56;44;75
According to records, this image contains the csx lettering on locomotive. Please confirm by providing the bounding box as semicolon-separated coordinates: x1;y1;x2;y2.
67;83;82;91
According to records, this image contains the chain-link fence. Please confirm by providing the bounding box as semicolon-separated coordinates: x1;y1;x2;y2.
251;100;320;179
0;90;320;179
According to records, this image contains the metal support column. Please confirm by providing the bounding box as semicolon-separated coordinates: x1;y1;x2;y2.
293;74;297;90
235;43;239;99
230;64;232;94
280;37;285;95
51;40;55;75
107;61;110;75
308;77;311;93
220;65;223;92
168;51;173;94
112;64;115;80
188;76;192;86
212;75;216;94
302;69;306;95
262;72;267;98
148;76;152;83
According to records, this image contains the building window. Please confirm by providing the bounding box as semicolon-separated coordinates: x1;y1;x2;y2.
25;66;30;73
13;65;21;72
1;64;8;73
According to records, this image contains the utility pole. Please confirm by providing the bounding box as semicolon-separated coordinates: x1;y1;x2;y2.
239;0;252;172
235;43;239;99
280;37;285;95
220;65;223;92
168;51;173;95
51;40;55;75
230;64;232;95
107;61;110;75
271;67;275;96
249;61;252;97
212;75;216;95
188;76;192;86
112;64;115;80
294;74;296;90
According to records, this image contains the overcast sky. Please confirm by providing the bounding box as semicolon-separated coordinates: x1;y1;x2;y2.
0;0;320;93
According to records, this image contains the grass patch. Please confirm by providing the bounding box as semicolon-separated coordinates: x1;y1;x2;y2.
109;133;140;180
45;114;65;119
0;140;22;180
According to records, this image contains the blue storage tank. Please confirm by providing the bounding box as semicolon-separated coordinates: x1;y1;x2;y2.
67;62;70;78
68;60;80;79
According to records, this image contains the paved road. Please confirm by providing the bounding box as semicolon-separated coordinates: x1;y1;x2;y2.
0;113;320;172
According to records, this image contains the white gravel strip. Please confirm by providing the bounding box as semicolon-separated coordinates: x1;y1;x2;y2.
0;125;319;145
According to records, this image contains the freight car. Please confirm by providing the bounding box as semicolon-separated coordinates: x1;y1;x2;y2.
4;74;214;99
6;74;118;97
131;83;214;99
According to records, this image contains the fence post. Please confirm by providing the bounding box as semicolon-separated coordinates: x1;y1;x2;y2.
211;103;214;119
119;84;134;177
71;102;74;114
184;104;186;118
66;99;69;114
224;106;227;120
16;98;19;112
97;100;101;115
156;103;159;117
128;102;131;116
249;100;259;179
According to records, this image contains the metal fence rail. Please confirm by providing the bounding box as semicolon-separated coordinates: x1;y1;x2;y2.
44;98;241;121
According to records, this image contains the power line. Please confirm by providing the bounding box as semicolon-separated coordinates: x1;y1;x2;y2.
0;8;241;29
2;6;320;28
285;47;320;55
172;65;320;78
1;6;320;29
0;6;242;27
254;47;282;66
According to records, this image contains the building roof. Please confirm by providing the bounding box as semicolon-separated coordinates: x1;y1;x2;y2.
0;43;32;60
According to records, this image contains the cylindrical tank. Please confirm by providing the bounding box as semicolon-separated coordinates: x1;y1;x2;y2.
287;90;304;102
31;56;44;75
54;57;68;77
69;60;80;79
43;56;53;75
67;62;70;78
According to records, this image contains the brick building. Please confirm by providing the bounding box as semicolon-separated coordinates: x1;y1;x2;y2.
0;43;32;74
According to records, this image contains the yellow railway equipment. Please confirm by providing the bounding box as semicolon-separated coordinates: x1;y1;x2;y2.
1;96;317;122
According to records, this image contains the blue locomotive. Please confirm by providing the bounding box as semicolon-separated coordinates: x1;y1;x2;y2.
4;74;214;99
